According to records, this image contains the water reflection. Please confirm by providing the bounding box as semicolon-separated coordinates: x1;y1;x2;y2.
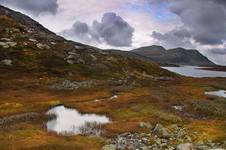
46;105;110;135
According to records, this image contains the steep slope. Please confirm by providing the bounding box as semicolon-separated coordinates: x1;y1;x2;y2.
0;5;176;90
132;46;215;66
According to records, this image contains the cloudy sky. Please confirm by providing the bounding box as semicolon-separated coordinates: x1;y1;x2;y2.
0;0;226;65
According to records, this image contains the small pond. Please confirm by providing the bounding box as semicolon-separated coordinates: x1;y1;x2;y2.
205;90;226;98
46;105;110;135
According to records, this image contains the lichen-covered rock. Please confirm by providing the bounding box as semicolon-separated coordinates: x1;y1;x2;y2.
139;122;153;129
1;59;12;66
36;43;50;49
51;80;97;90
0;41;17;48
153;124;170;138
102;144;116;150
177;143;194;150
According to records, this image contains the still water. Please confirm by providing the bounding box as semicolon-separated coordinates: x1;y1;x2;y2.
205;90;226;98
46;105;110;135
162;66;226;78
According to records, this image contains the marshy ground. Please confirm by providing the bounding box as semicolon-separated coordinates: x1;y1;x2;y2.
0;76;225;150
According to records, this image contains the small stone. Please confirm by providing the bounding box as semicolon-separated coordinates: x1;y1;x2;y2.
177;143;194;150
173;105;183;111
36;43;50;49
75;45;84;49
153;124;170;138
1;38;11;41
29;38;37;42
102;144;116;150
0;41;17;48
7;42;17;47
1;59;12;66
139;122;153;129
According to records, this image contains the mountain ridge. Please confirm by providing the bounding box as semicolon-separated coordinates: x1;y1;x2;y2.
132;45;215;66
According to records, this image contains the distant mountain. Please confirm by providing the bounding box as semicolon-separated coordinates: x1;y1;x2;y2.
132;46;216;66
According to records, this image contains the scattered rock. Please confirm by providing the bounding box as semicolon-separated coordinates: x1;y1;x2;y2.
66;51;86;64
177;143;194;150
1;38;11;41
139;122;153;129
29;38;37;42
0;41;17;48
153;124;170;138
1;59;12;66
51;80;97;90
105;123;224;150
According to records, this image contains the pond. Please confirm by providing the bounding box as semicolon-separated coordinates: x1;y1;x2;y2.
205;90;226;98
162;66;226;78
46;105;110;135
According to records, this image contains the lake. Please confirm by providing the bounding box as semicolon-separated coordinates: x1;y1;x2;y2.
46;105;110;135
162;66;226;78
205;90;226;98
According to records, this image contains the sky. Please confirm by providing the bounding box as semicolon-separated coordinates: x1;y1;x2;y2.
0;0;226;65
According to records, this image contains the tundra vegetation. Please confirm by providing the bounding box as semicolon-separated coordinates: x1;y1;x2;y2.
0;5;225;150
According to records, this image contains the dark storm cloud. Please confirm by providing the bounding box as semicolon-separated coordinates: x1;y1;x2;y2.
152;27;193;48
208;48;226;55
60;21;94;43
151;0;226;46
170;0;226;45
61;13;134;47
92;13;134;47
0;0;58;15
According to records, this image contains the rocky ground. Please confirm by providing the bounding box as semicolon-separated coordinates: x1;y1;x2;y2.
102;123;225;150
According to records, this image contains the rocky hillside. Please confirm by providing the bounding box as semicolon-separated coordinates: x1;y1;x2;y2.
132;45;215;66
0;5;176;90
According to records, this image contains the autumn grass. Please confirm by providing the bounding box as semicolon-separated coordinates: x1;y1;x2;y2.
0;77;225;149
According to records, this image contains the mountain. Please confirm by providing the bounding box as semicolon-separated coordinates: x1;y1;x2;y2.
0;5;176;90
132;45;216;66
